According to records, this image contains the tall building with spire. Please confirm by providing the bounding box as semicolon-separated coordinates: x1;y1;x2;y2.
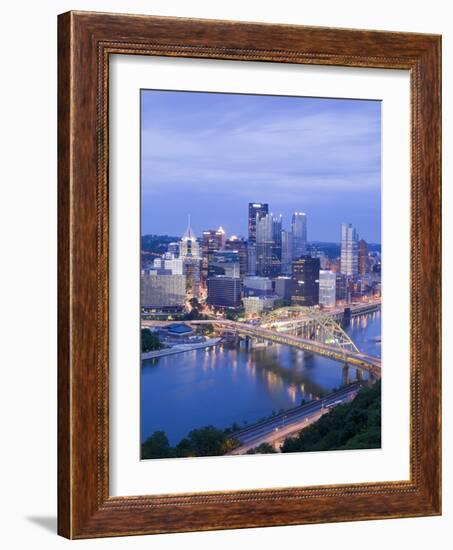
292;212;307;259
179;215;200;259
179;216;201;299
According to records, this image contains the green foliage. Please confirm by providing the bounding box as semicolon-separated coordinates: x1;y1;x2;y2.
198;323;214;336
246;442;277;455
141;328;163;352
141;431;174;459
273;298;291;309
281;381;381;454
224;308;245;321
141;425;239;460
141;234;179;254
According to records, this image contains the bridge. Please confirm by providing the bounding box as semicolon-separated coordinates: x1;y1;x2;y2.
189;319;381;377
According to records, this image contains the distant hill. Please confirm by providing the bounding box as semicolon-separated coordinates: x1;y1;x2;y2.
141;234;179;254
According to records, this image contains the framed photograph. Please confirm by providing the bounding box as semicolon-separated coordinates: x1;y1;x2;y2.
58;11;441;538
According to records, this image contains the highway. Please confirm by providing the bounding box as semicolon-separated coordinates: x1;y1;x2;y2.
228;383;362;454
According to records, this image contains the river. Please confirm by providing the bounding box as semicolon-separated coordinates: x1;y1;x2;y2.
141;310;381;445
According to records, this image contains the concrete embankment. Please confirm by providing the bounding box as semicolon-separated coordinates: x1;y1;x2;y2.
141;338;222;360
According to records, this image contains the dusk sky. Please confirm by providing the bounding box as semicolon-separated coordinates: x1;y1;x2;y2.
141;90;381;243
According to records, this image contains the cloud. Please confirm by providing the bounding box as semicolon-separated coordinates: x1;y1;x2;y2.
140;91;381;241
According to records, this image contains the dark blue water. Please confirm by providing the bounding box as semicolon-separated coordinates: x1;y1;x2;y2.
141;310;381;445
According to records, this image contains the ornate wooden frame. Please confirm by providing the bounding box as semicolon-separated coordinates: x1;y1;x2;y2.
58;11;441;539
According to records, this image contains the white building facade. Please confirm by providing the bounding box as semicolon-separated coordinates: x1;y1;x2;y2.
319;270;337;307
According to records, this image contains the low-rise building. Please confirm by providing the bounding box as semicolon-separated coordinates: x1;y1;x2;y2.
243;295;276;315
141;270;186;309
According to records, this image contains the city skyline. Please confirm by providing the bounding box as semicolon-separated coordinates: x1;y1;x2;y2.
141;90;381;242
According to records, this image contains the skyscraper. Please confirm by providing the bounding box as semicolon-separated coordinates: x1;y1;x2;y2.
179;217;201;259
225;235;248;279
292;212;307;259
358;239;371;275
179;217;201;299
319;270;336;307
340;223;359;276
256;213;281;277
272;214;283;264
281;229;293;275
201;229;223;282
291;256;320;307
248;202;268;244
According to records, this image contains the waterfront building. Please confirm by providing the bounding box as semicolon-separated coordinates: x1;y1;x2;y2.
274;276;293;301
292;212;307;259
208;250;240;278
340;223;359;276
243;276;273;297
256;213;281;277
358;239;371;275
243;295;275;315
319;270;336;307
141;270;186;309
201;228;223;282
281;229;293;275
291;256;320;307
248;202;268;244
207;276;242;308
225;235;248;279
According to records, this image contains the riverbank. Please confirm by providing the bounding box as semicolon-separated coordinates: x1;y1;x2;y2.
141;337;222;360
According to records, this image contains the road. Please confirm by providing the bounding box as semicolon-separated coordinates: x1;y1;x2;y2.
228;383;362;454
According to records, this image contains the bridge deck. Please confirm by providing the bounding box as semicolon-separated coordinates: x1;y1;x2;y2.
189;319;381;375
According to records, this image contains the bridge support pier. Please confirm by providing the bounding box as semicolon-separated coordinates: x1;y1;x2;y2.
342;364;349;386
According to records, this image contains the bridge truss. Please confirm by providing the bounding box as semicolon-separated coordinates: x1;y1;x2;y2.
260;306;360;356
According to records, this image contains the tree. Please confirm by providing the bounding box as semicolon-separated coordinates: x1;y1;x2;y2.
141;328;163;352
141;431;173;459
246;442;277;454
281;381;381;453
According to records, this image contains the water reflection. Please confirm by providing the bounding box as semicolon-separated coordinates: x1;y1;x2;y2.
141;311;381;445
